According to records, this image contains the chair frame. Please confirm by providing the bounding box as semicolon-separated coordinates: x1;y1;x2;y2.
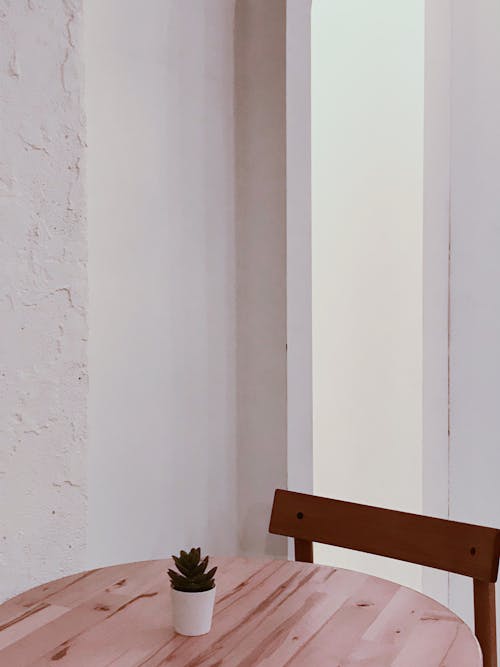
269;489;500;667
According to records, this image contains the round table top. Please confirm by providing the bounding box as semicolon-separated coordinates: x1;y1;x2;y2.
0;557;481;666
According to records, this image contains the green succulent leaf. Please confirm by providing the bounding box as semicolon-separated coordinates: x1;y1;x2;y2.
172;556;192;577
192;556;209;576
190;566;217;584
167;570;189;586
168;548;216;592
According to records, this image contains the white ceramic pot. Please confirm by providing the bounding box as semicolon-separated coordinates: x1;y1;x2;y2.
171;586;216;636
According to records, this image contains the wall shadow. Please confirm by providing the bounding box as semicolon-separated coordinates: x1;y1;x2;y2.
234;0;288;557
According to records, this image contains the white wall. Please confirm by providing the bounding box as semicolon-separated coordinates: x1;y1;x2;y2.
422;0;451;606
311;0;424;590
448;0;500;637
0;1;87;601
286;0;314;498
0;0;289;597
86;0;239;565
86;0;288;565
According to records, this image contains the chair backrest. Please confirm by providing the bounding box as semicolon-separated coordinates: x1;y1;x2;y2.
269;489;500;667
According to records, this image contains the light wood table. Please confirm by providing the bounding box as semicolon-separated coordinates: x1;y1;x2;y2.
0;557;481;666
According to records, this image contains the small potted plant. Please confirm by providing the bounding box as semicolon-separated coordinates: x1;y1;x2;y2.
168;547;217;636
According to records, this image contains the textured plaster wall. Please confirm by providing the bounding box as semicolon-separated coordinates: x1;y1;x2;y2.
0;0;288;596
0;0;87;601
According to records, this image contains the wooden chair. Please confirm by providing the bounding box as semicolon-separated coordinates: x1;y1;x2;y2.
269;489;500;667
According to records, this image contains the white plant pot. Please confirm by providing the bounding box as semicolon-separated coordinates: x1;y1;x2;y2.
171;587;216;636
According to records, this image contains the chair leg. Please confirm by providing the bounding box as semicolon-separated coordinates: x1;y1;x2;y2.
294;538;313;563
474;579;497;667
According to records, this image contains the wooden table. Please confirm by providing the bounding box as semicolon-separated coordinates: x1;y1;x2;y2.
0;557;482;666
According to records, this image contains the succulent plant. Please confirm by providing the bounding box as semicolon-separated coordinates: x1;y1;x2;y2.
168;547;217;593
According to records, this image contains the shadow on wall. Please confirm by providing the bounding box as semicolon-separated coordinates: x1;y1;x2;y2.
234;0;288;558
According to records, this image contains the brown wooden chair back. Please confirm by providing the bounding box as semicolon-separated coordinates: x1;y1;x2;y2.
269;489;500;667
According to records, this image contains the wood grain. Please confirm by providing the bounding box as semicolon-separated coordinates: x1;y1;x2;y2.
474;579;498;667
0;558;481;666
269;489;500;582
269;488;499;665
